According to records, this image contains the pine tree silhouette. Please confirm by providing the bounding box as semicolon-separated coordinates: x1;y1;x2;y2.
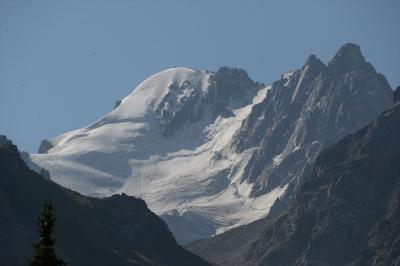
28;199;66;266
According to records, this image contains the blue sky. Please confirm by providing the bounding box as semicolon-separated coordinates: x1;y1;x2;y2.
1;0;399;152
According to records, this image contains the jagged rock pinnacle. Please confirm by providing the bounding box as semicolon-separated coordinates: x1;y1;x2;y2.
328;43;368;72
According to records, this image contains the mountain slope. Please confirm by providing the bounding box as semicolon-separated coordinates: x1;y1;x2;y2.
187;103;400;266
231;43;392;199
30;44;393;244
0;136;209;266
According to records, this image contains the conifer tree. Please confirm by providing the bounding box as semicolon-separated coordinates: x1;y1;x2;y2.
28;199;66;266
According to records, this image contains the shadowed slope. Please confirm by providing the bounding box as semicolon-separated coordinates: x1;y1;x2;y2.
0;136;209;266
188;103;400;266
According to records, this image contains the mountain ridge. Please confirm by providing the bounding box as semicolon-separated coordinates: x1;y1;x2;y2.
30;43;393;244
187;103;400;266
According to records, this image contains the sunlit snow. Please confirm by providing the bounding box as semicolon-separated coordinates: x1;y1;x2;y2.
31;67;285;242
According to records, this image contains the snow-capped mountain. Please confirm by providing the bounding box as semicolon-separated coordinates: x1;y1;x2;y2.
30;43;393;244
31;66;274;244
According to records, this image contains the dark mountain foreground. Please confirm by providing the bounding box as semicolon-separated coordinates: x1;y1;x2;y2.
187;103;400;266
0;136;209;266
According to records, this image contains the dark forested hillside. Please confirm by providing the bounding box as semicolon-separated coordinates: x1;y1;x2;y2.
0;136;209;266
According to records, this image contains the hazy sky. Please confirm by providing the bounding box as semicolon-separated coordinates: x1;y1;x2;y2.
1;0;399;152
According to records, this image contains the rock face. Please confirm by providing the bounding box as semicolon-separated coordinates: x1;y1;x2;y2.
0;136;209;266
38;139;53;154
30;44;393;244
155;67;261;137
187;103;400;266
231;43;392;200
114;99;122;109
394;86;400;103
207;67;262;117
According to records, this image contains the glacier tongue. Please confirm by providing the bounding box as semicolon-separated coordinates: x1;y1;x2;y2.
31;67;282;244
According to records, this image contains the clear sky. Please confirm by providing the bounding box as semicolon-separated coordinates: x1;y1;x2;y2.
1;0;399;152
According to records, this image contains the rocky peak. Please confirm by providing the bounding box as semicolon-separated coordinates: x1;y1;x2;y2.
214;66;253;85
206;66;261;117
304;54;325;70
327;43;369;73
38;139;54;154
230;43;392;198
155;67;261;137
0;135;18;152
300;54;326;80
211;66;260;98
